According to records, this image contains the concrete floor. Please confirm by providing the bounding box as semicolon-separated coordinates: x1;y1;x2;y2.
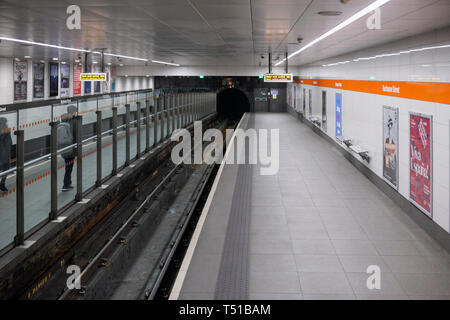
177;113;450;300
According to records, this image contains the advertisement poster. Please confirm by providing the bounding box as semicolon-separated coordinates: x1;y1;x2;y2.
49;62;59;97
84;81;91;94
410;113;432;216
94;80;101;93
60;64;70;97
322;91;327;132
308;89;312;116
302;88;306;114
383;106;399;189
73;64;82;96
33;62;44;99
336;93;342;138
14;61;28;101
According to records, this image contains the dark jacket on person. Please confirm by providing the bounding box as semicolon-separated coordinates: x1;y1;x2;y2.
61;113;78;159
0;122;12;169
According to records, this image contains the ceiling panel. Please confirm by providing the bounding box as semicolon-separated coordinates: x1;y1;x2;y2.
0;0;447;67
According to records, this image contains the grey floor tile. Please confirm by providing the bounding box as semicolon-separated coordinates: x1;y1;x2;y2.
289;223;330;240
373;240;422;256
395;273;450;296
251;206;286;216
250;272;301;294
356;294;409;300
250;234;293;254
292;239;336;255
332;239;379;256
303;294;356;300
346;272;406;296
178;292;215;300
250;254;297;273
299;272;354;295
326;225;368;240
294;255;344;272
383;255;450;274
339;255;391;273
249;293;304;300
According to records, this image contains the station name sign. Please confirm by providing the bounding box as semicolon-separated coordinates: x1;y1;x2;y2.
264;74;293;83
80;73;107;81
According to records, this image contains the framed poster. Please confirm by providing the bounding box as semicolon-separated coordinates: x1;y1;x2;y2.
322;90;327;131
60;64;70;97
94;80;101;93
302;88;306;114
49;62;59;97
73;64;82;96
308;89;312;116
33;62;45;99
382;106;399;189
409;112;432;216
335;93;342;138
84;81;91;94
14;61;28;101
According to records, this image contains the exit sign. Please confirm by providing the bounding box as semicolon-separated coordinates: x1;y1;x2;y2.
199;75;205;79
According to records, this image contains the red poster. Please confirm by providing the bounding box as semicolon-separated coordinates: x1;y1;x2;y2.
410;113;432;215
73;65;82;96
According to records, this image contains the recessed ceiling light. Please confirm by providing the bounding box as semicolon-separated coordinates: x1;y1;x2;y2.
125;75;128;77
92;61;98;64
14;57;20;61
24;55;31;59
120;63;124;67
40;60;45;63
146;75;150;77
107;62;112;66
61;61;67;64
318;11;342;16
74;59;80;63
52;57;58;61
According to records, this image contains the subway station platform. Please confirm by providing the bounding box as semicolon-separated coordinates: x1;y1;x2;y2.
172;113;450;300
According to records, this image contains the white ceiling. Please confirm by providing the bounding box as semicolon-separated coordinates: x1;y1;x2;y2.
0;0;449;67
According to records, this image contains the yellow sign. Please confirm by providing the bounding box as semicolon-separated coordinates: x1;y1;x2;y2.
264;74;293;83
80;73;107;81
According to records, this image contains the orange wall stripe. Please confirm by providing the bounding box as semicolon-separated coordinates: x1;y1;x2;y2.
294;78;450;105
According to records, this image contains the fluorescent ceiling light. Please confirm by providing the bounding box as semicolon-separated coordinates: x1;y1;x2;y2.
0;36;148;62
102;52;148;62
0;36;90;53
275;0;392;66
151;60;180;67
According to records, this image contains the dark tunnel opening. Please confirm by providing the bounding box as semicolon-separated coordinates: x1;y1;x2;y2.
217;88;250;120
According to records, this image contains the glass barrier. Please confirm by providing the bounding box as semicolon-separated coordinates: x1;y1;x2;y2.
0;111;17;250
114;93;127;169
127;92;138;160
19;104;52;233
0;89;216;253
99;95;114;180
79;97;98;193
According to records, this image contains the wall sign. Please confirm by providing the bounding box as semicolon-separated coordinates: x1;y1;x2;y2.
80;73;107;81
382;106;399;189
409;112;432;216
33;62;44;99
264;74;293;83
335;93;342;138
14;61;28;101
73;65;82;96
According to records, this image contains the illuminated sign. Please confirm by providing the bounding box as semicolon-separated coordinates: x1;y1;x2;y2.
264;74;293;83
80;73;107;81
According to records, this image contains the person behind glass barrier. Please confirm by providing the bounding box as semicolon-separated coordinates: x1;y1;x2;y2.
0;117;12;193
59;105;78;192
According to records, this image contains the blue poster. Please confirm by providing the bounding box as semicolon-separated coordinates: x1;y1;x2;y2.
336;93;342;138
84;81;91;94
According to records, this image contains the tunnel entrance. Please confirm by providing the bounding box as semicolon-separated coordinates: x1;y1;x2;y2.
217;88;250;120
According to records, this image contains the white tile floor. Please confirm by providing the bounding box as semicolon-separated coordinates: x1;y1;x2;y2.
179;113;450;300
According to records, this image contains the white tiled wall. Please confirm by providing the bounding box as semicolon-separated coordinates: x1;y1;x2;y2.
289;27;450;233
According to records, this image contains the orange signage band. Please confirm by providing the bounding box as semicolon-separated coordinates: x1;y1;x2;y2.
294;78;450;105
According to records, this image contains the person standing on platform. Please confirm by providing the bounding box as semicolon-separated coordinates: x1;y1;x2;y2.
58;105;78;192
0;117;12;193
